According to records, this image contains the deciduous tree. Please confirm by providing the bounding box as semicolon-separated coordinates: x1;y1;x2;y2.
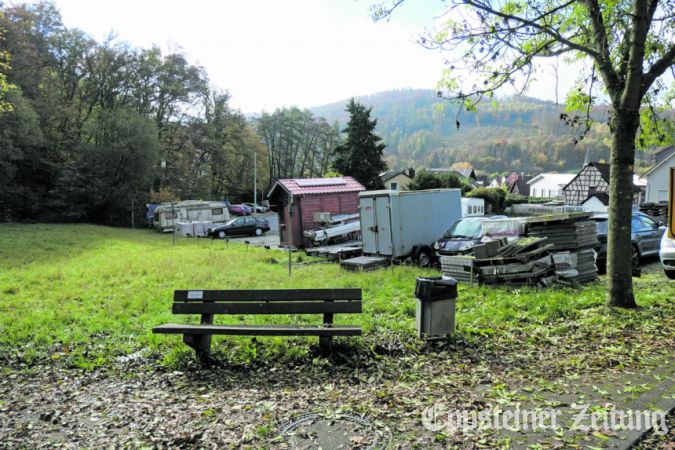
374;0;675;307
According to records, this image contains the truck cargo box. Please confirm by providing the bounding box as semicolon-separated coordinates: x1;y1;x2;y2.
359;189;462;263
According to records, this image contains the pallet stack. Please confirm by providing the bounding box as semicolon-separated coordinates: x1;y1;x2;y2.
524;212;599;284
439;255;477;283
440;237;557;287
440;213;601;287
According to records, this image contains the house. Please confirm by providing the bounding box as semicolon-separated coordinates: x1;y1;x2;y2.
380;168;415;190
490;175;507;188
562;162;645;206
475;174;489;187
643;145;675;203
527;173;576;199
506;173;532;196
267;176;365;248
581;192;609;213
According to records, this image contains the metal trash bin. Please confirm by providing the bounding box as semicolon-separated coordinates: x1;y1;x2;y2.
415;276;457;339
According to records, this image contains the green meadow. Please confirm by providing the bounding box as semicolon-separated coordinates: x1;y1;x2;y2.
0;224;672;372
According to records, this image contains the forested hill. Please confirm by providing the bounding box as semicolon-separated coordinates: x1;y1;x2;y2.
310;89;657;176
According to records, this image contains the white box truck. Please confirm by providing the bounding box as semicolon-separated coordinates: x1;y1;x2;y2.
356;189;462;267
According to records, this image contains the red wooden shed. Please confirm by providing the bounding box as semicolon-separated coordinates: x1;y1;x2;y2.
267;177;365;248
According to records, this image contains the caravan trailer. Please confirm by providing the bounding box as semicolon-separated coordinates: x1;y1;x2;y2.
152;200;230;232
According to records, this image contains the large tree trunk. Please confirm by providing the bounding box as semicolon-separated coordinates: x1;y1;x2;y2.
606;110;640;308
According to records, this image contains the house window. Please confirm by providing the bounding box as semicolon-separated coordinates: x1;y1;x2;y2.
211;208;223;216
390;182;399;190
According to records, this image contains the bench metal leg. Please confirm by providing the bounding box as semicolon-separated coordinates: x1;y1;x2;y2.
319;336;332;355
320;310;334;355
184;312;214;361
183;334;212;357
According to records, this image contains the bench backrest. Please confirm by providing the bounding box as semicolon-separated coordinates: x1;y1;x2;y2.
172;289;362;315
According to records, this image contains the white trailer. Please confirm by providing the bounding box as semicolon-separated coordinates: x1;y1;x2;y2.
356;189;462;266
152;200;230;232
461;198;485;217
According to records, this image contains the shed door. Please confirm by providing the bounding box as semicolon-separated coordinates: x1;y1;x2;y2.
375;196;393;256
360;197;378;254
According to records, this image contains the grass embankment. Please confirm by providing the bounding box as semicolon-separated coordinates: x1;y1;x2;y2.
0;224;672;372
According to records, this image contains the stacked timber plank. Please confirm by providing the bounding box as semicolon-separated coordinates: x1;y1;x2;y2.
305;241;362;261
524;212;599;284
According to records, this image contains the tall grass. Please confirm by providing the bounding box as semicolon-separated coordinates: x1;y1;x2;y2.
0;224;671;369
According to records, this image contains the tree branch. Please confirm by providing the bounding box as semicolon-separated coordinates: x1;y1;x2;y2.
641;45;675;95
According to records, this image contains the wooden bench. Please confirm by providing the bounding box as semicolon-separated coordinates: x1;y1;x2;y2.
153;288;362;357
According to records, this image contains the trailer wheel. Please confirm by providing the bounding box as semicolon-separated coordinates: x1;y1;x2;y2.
414;246;432;267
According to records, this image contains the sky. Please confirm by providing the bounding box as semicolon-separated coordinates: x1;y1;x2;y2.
50;0;580;113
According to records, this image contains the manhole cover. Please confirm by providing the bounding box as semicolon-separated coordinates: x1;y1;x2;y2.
278;412;391;449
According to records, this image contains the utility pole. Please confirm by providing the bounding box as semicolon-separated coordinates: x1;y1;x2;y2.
253;150;257;213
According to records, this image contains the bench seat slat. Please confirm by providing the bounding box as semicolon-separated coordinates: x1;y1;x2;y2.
172;301;362;315
153;323;362;337
174;289;362;302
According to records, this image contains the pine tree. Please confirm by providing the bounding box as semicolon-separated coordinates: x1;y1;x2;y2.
333;98;387;189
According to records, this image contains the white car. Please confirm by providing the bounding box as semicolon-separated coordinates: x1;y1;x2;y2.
660;232;675;279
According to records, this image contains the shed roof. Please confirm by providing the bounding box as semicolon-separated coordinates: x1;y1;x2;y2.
267;176;365;198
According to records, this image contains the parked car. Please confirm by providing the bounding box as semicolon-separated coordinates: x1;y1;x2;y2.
242;202;268;213
228;204;251;216
433;216;507;256
208;217;270;238
591;212;665;272
660;232;675;279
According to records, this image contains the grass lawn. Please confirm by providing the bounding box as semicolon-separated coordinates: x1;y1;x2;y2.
0;224;673;448
0;223;672;372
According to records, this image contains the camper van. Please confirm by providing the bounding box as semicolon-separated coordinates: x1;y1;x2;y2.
152;200;230;232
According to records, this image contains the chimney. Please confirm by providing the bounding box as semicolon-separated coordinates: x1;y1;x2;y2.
408;167;416;178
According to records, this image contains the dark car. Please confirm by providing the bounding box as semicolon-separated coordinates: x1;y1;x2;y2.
228;204;251;216
433;216;507;256
209;217;270;238
592;212;665;272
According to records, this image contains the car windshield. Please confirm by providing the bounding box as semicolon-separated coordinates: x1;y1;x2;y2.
443;218;484;239
224;218;239;226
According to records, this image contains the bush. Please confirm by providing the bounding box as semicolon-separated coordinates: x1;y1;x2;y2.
406;169;473;194
467;187;506;213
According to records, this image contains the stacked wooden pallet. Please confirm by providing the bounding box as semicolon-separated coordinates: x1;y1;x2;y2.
525;213;599;251
639;202;669;222
524;213;599;284
439;255;477;283
440;237;556;287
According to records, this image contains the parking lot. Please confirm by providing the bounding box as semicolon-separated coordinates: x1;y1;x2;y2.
225;212;280;247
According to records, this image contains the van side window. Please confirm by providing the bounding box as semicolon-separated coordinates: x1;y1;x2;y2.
211;208;223;216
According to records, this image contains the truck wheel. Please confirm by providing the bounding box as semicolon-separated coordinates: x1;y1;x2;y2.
414;247;432;267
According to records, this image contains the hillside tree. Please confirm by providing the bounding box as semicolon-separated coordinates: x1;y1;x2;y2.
374;0;675;308
333;98;388;189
